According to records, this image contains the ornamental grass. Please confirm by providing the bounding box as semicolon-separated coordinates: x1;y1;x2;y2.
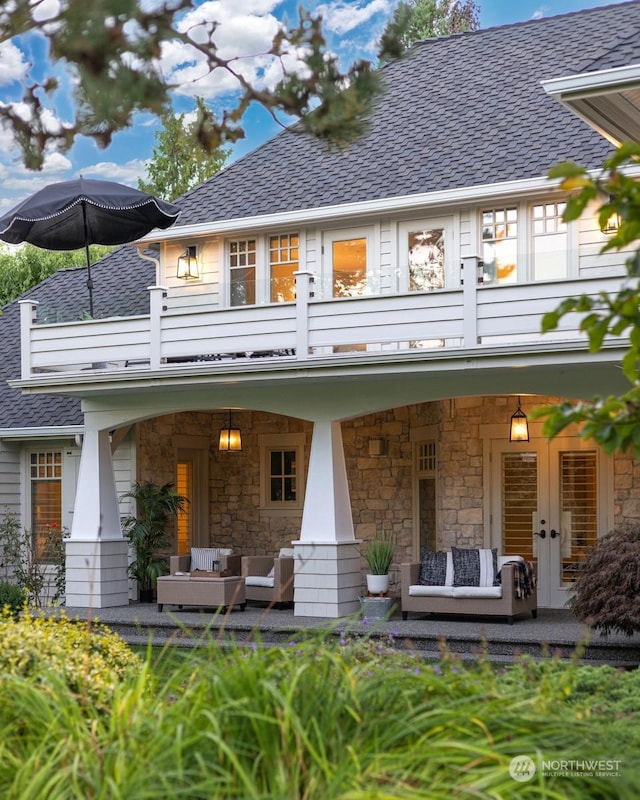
0;616;638;799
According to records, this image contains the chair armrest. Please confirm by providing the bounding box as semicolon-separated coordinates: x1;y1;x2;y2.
242;555;275;577
400;562;420;585
274;557;294;585
170;554;191;574
500;563;515;596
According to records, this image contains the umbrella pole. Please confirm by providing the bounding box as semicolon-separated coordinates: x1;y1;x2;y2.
81;201;94;317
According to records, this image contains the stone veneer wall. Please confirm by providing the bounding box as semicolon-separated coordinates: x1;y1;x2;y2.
137;412;313;557
136;397;640;584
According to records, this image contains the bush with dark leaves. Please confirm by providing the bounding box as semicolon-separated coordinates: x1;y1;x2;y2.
568;525;640;636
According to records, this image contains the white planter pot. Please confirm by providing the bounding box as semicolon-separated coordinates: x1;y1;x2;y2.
366;573;389;595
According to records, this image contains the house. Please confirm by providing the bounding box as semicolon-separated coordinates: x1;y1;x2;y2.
3;2;640;617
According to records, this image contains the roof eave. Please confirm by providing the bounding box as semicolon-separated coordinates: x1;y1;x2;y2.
542;64;640;146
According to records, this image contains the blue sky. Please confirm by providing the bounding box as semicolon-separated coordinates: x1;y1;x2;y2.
0;0;630;211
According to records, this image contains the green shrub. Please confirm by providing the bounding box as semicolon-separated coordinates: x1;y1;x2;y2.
568;524;640;636
0;611;142;710
0;582;26;617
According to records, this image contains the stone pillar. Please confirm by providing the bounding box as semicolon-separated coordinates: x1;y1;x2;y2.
293;420;361;617
65;428;129;608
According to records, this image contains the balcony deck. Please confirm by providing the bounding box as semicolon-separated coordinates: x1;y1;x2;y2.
18;269;628;383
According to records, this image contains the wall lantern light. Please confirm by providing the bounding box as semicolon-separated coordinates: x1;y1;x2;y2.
601;196;621;235
509;396;529;442
177;245;199;279
219;410;242;451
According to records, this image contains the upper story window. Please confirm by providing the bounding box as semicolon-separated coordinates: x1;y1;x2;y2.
332;236;367;297
408;228;445;291
482;207;518;284
229;238;256;306
269;233;298;302
29;451;62;561
531;201;567;280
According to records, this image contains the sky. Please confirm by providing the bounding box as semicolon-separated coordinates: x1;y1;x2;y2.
0;0;632;212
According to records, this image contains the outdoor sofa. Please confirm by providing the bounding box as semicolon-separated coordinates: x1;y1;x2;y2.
401;549;537;623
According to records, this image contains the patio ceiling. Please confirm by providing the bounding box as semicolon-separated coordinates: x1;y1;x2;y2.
542;64;640;147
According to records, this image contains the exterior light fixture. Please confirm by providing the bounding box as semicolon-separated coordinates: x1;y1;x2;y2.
177;245;199;279
601;196;621;235
509;396;529;442
219;411;242;451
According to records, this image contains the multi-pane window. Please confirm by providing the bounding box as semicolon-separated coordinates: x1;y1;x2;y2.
269;233;298;302
482;207;518;284
408;229;445;291
532;201;568;280
269;449;297;503
229;239;256;306
30;451;62;561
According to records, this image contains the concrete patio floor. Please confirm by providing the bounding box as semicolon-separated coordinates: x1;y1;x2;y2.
54;602;640;668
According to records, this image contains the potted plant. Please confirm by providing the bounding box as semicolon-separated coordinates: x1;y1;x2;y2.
121;481;188;602
363;530;395;596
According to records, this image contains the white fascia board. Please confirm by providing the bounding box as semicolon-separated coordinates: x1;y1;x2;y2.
138;174;564;244
0;425;84;441
542;64;640;99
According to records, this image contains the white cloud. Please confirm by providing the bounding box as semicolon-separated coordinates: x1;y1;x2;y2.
531;6;550;20
80;159;149;187
315;0;392;36
0;41;29;85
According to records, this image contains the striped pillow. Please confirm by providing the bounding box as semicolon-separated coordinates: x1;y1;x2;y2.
451;547;498;587
190;547;220;571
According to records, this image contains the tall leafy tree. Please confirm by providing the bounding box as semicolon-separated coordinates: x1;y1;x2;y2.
0;3;400;170
380;0;480;59
0;244;113;307
138;98;230;201
536;142;640;456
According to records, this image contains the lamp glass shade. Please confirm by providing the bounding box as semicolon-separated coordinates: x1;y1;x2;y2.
219;426;242;451
509;404;529;442
177;246;199;279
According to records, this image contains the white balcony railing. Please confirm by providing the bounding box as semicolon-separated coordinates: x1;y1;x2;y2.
18;261;629;380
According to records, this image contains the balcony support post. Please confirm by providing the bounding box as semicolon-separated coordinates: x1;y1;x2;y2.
18;300;38;379
292;419;361;617
461;254;482;347
294;270;314;359
65;426;129;608
148;285;167;370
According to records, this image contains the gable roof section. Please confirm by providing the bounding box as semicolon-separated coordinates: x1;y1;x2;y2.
174;1;640;226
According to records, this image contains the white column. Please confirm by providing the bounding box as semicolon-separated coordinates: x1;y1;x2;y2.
65;427;129;608
18;299;38;379
293;420;361;618
461;254;481;347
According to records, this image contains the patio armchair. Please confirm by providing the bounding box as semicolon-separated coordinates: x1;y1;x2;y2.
241;549;295;608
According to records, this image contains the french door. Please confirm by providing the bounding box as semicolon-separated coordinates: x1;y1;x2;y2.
491;436;611;608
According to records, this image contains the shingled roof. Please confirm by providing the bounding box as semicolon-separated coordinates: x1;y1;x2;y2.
2;1;640;429
175;1;640;225
0;250;155;428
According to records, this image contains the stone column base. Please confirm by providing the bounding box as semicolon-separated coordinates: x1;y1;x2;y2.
292;540;361;618
65;539;130;608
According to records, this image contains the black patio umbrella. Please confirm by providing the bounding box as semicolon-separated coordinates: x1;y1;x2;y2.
0;178;181;316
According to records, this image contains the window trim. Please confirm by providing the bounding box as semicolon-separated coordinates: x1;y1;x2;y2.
322;226;376;299
397;217;455;293
258;433;305;514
